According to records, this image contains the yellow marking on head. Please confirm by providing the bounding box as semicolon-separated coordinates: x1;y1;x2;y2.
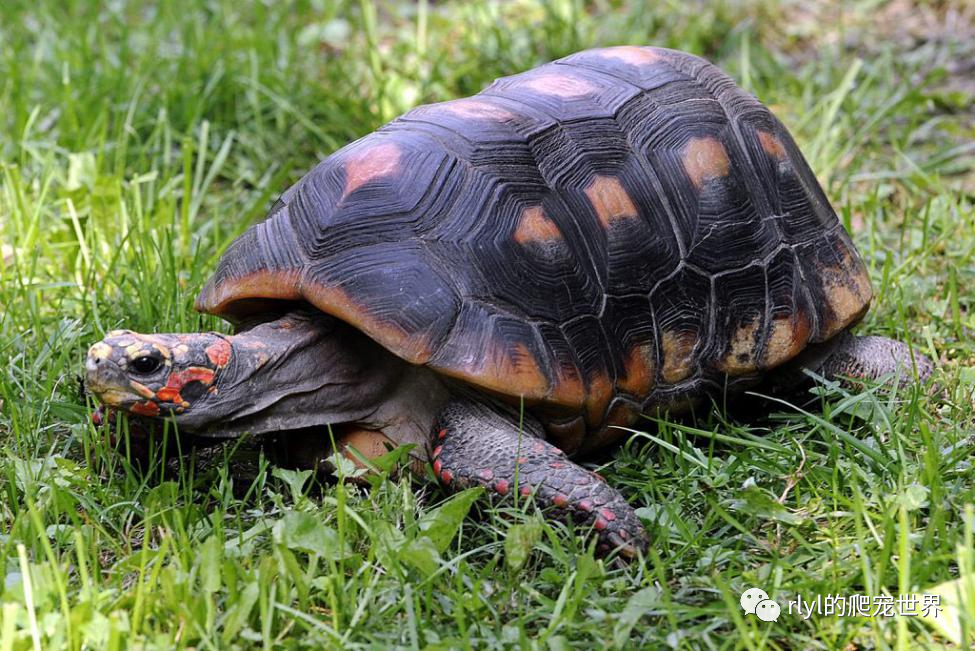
129;380;156;399
682;137;731;188
151;343;171;359
173;344;189;356
88;342;112;360
96;388;138;407
125;343;147;359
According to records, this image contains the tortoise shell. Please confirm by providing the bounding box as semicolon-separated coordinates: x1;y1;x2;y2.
197;46;872;453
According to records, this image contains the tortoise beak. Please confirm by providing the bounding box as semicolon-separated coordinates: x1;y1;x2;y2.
85;347;138;407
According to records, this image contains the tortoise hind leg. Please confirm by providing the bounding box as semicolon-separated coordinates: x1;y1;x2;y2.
814;331;934;384
431;398;648;558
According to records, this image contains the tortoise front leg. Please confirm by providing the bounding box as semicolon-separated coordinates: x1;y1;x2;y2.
430;398;648;559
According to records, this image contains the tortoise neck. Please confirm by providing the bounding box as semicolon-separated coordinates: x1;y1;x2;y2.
188;311;403;436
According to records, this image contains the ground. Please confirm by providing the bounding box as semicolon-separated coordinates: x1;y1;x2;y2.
1;0;974;648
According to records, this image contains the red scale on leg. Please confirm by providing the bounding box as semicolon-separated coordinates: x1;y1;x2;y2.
433;459;443;475
440;469;454;484
552;494;569;508
494;479;510;495
594;518;609;531
520;485;533;497
477;468;494;481
432;445;443;458
599;508;617;522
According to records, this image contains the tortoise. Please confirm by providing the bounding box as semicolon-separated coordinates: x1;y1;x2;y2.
85;46;933;557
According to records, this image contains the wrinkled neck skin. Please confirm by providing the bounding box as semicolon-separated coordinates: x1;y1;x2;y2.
186;312;450;456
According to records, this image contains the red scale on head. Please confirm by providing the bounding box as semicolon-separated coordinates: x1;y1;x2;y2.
205;339;232;367
131;401;160;417
155;367;216;405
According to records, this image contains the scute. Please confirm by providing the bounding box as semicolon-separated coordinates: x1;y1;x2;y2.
197;46;872;437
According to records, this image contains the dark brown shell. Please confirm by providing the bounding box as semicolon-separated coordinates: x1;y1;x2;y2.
197;46;872;449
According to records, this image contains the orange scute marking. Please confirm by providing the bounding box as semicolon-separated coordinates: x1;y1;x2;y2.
618;343;655;396
205;339;232;368
595;46;662;66
661;330;698;384
518;73;596;99
585;176;639;228
584;371;614;427
764;313;811;369
437;98;514;121
304;282;433;364
717;320;761;376
196;269;303;317
682;137;731;188
757;130;787;160
817;248;873;341
438;341;549;402
131;401;160;417
513;206;561;245
342;142;401;198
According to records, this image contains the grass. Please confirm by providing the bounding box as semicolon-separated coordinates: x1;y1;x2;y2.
1;0;974;648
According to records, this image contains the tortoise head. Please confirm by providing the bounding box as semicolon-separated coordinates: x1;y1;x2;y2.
84;312;408;437
85;329;231;422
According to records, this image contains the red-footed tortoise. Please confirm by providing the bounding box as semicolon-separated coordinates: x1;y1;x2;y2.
86;46;933;558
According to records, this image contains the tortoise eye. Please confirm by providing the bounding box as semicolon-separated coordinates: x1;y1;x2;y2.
131;355;161;374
